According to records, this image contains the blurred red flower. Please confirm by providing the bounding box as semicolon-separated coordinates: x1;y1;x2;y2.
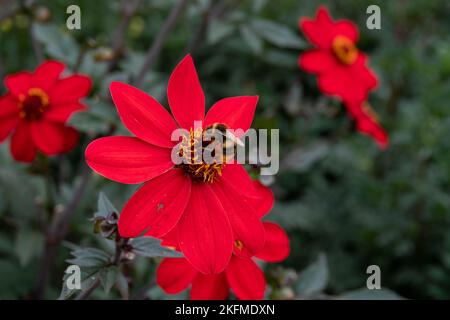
346;100;388;149
85;54;265;274
0;60;91;162
299;6;378;103
299;6;388;148
157;221;290;300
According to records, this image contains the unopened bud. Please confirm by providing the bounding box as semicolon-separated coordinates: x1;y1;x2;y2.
94;47;114;62
86;38;97;48
122;251;135;261
54;204;65;214
278;287;295;300
35;6;51;22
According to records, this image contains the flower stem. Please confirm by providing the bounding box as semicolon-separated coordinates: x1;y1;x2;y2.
75;278;102;300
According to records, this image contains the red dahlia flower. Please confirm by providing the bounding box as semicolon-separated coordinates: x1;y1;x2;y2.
85;54;265;274
157;221;290;300
346;100;388;148
0;60;91;162
299;6;377;104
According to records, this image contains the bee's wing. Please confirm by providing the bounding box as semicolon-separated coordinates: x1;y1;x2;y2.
224;130;244;147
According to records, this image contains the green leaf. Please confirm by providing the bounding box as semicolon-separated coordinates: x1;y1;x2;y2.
115;271;129;300
148;285;188;300
251;0;268;13
283;83;303;115
239;25;263;54
33;23;79;66
97;192;118;218
130;237;183;258
262;49;298;68
0;166;43;218
99;266;118;294
0;234;13;255
66;247;111;268
282;142;330;173
337;288;404;300
0;259;36;299
296;253;329;297
14;228;44;266
59;269;99;300
207;20;235;45
69;98;116;135
270;201;314;230
78;51;108;79
249;19;305;49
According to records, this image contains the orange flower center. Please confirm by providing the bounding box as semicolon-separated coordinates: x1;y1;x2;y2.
178;125;228;183
18;88;49;121
332;35;358;65
234;239;244;251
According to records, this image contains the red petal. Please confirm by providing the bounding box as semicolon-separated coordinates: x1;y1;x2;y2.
159;226;179;249
317;54;377;103
219;164;257;198
0;95;19;142
30;121;78;155
167;55;205;129
33;60;65;91
190;273;229;300
345;101;389;149
212;181;265;258
118;169;191;238
156;258;197;294
0;94;19;118
255;222;290;263
45;102;87;122
357;118;389;149
4;72;33;98
300;6;334;48
300;6;358;49
85;136;174;184
244;180;274;218
110;82;178;148
0;117;18;143
10;120;36;162
332;20;358;43
225;256;266;300
204;96;258;137
351;54;378;91
299;49;337;74
48;75;91;105
178;183;233;274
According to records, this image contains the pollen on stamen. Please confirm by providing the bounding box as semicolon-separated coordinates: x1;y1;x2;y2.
234;239;244;251
332;35;358;65
177;127;226;183
18;87;50;120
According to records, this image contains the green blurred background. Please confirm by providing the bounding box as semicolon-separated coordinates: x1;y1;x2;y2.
1;0;450;299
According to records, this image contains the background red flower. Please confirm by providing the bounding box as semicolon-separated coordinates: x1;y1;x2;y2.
157;221;290;300
345;100;389;148
0;60;91;162
298;6;377;104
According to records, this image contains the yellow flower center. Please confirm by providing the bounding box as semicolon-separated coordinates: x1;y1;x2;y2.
332;35;358;65
18;87;49;120
178;126;225;183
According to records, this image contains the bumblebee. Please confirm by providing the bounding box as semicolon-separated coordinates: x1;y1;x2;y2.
203;123;244;164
